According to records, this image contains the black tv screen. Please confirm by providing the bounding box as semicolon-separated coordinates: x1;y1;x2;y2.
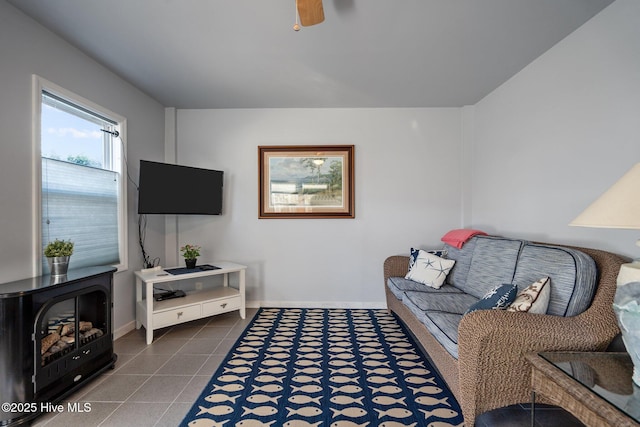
138;160;223;215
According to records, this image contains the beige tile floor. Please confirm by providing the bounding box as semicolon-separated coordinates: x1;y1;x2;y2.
32;307;582;427
33;308;259;427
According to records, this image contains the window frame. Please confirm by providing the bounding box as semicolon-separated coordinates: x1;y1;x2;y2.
32;75;128;275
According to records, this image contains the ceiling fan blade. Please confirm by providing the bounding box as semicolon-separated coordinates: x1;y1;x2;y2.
297;0;325;26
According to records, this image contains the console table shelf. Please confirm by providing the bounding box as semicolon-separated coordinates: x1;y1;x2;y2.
135;261;246;344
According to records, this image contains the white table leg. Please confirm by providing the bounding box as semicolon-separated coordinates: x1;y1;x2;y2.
239;269;246;319
135;277;142;329
146;281;154;344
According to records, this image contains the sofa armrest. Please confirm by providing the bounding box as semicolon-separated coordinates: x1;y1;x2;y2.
455;245;628;424
383;255;409;286
457;308;618;421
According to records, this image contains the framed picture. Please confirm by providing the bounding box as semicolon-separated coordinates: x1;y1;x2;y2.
258;145;355;218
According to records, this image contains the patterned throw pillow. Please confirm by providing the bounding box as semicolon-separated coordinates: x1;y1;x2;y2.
507;277;551;314
405;250;455;289
465;284;517;314
408;247;448;271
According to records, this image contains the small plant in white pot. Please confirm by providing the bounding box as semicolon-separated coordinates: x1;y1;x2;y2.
44;239;74;276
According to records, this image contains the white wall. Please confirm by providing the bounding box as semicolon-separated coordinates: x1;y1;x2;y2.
0;1;166;333
471;0;640;258
3;0;636;322
172;108;463;306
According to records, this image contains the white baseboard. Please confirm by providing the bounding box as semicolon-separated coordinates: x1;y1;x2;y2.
113;320;136;340
247;300;387;310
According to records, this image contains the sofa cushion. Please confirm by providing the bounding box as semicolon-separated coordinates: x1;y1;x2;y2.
420;312;463;359
387;277;462;301
460;236;524;299
401;292;472;359
507;277;551;314
405;251;456;289
443;237;478;289
403;290;479;314
465;283;517;314
512;243;597;317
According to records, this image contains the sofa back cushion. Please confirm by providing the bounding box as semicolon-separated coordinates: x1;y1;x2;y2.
513;243;597;316
444;236;597;316
458;236;524;299
443;237;477;289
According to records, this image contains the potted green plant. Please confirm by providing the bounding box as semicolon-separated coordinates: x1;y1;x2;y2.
180;244;201;269
44;239;74;276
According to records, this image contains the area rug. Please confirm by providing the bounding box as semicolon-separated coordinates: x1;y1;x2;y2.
181;308;464;427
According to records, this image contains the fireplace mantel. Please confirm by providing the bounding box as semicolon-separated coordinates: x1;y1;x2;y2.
0;265;115;296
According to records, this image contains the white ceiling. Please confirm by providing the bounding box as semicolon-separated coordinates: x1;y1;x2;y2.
8;0;614;109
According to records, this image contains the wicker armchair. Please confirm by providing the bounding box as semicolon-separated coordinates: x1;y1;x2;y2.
384;245;627;426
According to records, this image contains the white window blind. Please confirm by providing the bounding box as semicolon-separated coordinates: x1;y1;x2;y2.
40;88;124;274
41;158;120;271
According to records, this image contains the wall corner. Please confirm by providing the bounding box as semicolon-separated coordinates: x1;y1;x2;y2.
461;105;475;228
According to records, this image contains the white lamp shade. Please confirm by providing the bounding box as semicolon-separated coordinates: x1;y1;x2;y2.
570;163;640;229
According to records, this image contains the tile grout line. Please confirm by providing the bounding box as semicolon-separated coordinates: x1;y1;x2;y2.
153;314;254;425
150;313;253;426
95;402;125;427
150;321;212;426
96;322;200;426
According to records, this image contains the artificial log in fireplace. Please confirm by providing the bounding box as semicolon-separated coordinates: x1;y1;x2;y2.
41;320;104;366
0;266;117;427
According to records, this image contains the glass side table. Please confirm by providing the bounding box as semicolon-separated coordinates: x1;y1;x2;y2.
526;352;640;427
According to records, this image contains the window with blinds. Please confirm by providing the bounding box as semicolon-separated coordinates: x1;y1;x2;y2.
40;89;126;273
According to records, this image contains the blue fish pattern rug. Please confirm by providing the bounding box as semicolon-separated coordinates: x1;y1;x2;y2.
181;308;464;427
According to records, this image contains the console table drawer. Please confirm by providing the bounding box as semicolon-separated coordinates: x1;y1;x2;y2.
203;296;241;316
135;261;246;344
154;304;201;328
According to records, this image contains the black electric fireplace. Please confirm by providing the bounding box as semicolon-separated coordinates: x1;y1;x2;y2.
0;266;117;426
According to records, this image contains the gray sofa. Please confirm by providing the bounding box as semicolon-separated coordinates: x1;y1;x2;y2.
384;234;627;425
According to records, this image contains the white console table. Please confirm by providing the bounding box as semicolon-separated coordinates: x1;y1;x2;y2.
134;261;246;344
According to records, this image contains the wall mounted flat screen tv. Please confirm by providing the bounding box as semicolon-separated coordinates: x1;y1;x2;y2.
138;160;223;215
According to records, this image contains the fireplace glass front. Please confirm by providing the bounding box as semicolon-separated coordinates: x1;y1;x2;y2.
39;289;107;367
35;284;111;395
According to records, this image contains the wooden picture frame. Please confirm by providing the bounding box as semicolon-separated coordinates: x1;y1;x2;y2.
258;145;355;219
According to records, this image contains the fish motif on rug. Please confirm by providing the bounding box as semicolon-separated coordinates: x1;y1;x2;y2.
180;308;464;426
